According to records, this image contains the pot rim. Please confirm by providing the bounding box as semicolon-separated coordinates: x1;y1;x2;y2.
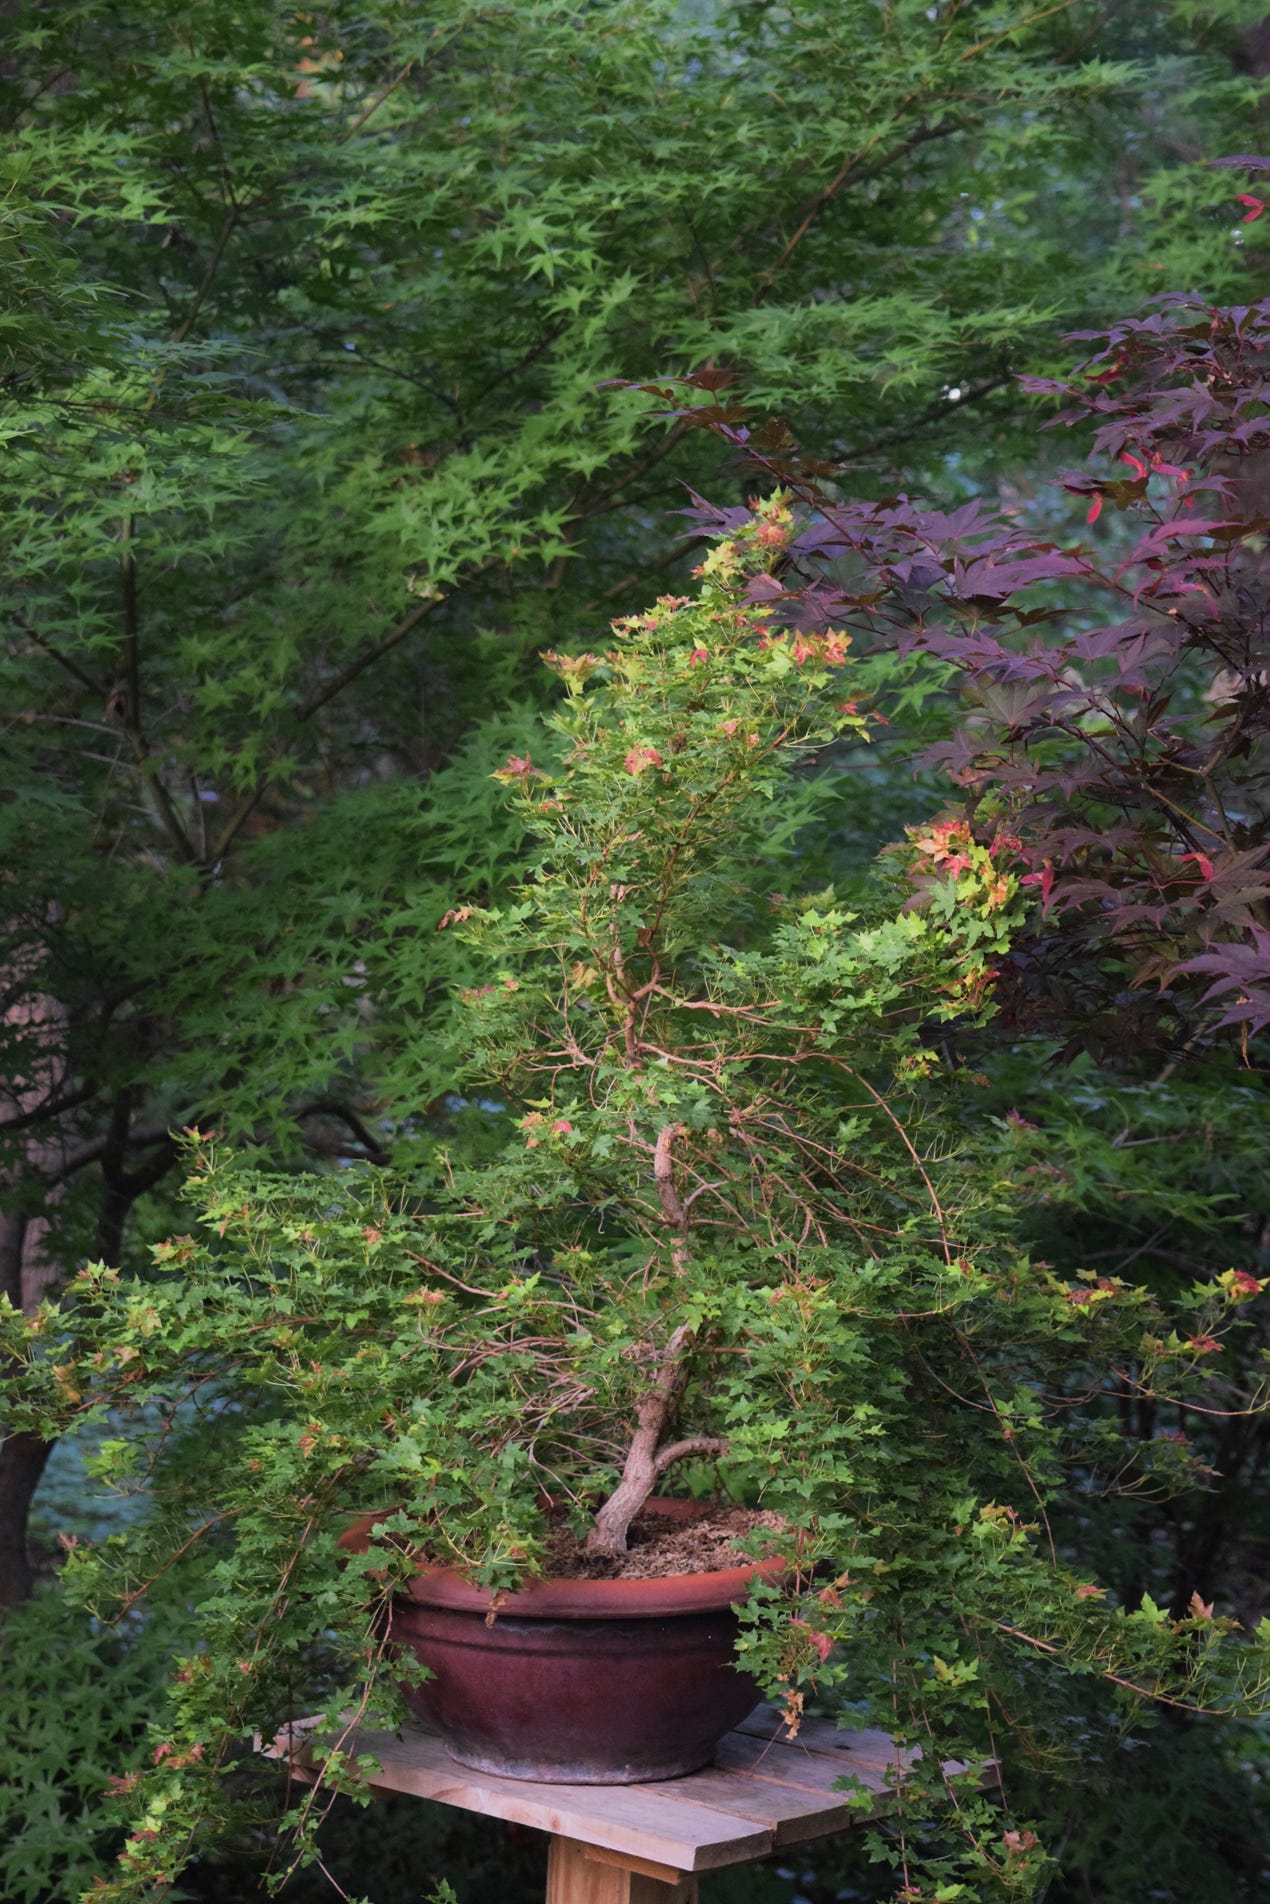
338;1504;786;1619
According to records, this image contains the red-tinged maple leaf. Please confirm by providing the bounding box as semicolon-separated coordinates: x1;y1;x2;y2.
1086;493;1103;523
492;754;539;783
1074;1582;1106;1600
1180;852;1215;881
1021;865;1054;907
1188;1590;1215;1619
623;745;663;774
790;1617;833;1663
1236;193;1264;222
1186;1334;1222;1355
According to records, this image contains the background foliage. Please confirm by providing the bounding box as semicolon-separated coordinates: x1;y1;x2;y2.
3;1;1270;1901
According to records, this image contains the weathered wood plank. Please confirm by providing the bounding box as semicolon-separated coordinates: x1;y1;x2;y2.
271;1722;772;1873
736;1705;900;1764
582;1844;692;1886
632;1764;854;1848
730;1708;993;1796
714;1730;902;1798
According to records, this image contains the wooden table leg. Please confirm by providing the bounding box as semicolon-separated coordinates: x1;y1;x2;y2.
545;1836;698;1904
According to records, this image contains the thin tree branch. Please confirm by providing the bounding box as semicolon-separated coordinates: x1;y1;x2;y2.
954;0;1081;64
295;1100;392;1165
752;118;963;302
569;417;693;522
294;589;456;726
47;1125;181;1186
336;61;416;146
989;1619;1256;1719
653;1121;688;1228
169;205;245;349
0;1081;100;1137
653;1435;728;1477
18;626;109;700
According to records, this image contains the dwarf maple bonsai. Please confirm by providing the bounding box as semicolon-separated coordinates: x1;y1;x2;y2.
5;499;1266;1902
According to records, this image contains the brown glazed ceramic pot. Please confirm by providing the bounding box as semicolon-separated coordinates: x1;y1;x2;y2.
342;1503;780;1784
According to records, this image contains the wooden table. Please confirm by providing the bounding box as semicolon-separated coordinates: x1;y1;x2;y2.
267;1704;919;1904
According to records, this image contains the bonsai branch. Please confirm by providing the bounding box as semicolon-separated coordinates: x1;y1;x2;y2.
653;1121;688;1228
653;1435;728;1477
585;1321;721;1557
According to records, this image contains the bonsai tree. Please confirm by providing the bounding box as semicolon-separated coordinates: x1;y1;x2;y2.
4;500;1266;1902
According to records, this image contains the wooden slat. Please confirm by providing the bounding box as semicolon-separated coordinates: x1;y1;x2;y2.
632;1764;854;1848
275;1722;772;1873
714;1730;902;1798
582;1844;688;1884
737;1705;899;1760
732;1706;993;1795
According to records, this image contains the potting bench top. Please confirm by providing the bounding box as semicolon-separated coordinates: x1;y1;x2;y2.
265;1704;948;1904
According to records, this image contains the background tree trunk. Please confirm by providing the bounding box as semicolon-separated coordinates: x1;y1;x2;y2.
1;988;72;1609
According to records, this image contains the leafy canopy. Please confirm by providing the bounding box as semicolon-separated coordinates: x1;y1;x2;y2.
3;0;1264;1204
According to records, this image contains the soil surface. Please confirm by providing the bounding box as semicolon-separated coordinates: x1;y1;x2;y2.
541;1505;786;1581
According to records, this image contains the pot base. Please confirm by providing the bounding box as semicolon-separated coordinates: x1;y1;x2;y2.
390;1601;761;1785
439;1739;720;1785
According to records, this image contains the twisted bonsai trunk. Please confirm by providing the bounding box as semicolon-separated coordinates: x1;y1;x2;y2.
585;1126;727;1557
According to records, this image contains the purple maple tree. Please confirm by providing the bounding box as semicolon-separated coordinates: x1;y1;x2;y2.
659;289;1270;1062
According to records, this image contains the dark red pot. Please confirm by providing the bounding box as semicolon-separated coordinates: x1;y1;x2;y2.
342;1504;779;1784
